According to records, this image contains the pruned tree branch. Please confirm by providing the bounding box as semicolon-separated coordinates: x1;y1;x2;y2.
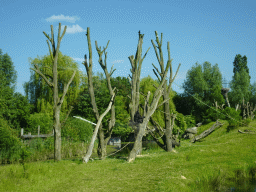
59;70;76;105
83;88;117;163
61;106;74;128
30;64;53;87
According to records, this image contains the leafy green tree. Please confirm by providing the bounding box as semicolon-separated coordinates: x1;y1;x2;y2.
139;75;176;129
227;54;252;108
0;49;17;90
24;51;81;113
249;82;256;105
0;49;18;122
181;61;225;122
233;54;250;79
229;68;251;107
8;93;31;129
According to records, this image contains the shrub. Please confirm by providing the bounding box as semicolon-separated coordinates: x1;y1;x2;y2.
173;112;188;137
112;120;133;141
223;107;242;131
239;118;252;127
0;117;23;164
61;117;93;142
203;107;226;122
203;118;212;125
184;114;196;128
27;112;53;135
43;136;54;150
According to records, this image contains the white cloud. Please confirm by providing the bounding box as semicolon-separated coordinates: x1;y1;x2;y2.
46;24;86;34
46;14;80;23
62;24;86;34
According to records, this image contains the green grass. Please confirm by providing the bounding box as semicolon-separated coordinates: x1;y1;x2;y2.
1;119;256;191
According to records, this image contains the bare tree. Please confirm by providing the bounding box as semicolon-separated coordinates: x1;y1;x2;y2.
30;23;76;161
149;31;181;152
83;88;116;163
133;31;181;152
83;27;117;159
127;30;150;155
127;31;172;162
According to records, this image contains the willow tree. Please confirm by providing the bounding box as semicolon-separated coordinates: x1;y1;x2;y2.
24;51;80;113
30;23;76;161
127;31;171;162
83;27;117;159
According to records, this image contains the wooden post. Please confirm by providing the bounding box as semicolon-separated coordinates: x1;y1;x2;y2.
21;128;24;136
38;125;40;136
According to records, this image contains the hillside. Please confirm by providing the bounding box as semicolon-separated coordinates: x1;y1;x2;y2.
0;119;256;192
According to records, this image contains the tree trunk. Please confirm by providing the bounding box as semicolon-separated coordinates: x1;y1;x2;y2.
191;120;223;143
53;105;62;161
127;122;146;162
83;89;116;163
238;129;256;134
97;129;107;159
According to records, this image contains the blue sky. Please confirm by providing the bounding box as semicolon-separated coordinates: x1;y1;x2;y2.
1;0;255;95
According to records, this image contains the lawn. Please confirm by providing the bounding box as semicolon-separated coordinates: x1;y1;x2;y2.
0;119;256;192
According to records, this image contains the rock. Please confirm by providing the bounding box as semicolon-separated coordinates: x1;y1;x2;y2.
185;127;198;134
196;122;203;127
182;126;198;139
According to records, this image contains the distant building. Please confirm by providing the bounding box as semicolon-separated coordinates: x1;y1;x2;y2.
108;137;121;148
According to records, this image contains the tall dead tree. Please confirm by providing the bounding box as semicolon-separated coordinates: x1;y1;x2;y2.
83;27;117;159
82;88;116;163
30;23;76;161
149;31;181;152
127;30;150;155
127;31;171;162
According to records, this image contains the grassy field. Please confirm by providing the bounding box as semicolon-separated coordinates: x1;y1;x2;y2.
0;119;256;192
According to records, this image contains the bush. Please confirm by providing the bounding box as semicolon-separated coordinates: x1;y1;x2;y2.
223;107;242;131
184;114;196;128
27;112;53;135
203;107;226;122
173;112;188;137
239;118;252;127
43;136;54;150
61;117;93;142
112;120;133;141
0;117;23;164
29;138;44;152
203;118;212;125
